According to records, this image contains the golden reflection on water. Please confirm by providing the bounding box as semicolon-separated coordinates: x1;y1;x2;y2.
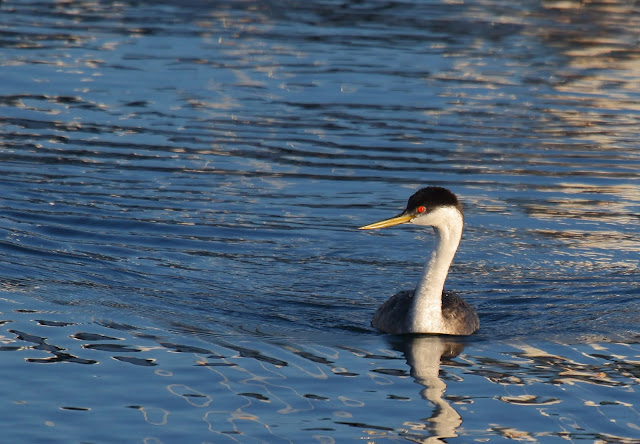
520;182;640;268
533;1;640;153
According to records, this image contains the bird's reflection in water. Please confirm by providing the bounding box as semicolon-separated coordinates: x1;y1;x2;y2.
388;335;466;443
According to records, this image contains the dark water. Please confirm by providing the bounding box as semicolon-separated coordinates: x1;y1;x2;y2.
1;0;639;442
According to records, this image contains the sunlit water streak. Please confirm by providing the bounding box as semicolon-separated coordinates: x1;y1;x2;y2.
0;0;639;442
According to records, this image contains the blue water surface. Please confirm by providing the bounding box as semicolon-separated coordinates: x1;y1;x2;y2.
0;0;639;442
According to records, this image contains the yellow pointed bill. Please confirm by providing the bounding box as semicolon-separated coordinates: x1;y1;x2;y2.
358;213;413;230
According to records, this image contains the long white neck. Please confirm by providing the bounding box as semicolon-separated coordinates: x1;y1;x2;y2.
408;206;463;333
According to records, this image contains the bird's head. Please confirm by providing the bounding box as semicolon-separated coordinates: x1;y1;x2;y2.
359;186;463;230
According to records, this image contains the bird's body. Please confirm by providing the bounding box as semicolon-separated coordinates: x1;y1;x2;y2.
371;290;479;335
359;186;479;336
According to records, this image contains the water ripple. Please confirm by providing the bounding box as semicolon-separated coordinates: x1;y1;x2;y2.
0;0;638;343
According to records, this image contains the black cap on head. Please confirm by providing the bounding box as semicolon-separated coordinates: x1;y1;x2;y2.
404;186;462;216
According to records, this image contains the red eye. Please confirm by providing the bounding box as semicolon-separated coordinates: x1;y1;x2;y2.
417;206;426;213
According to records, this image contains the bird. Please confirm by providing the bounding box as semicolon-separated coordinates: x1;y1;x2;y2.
359;186;479;335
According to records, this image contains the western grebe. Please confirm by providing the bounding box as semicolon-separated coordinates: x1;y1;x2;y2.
359;186;479;335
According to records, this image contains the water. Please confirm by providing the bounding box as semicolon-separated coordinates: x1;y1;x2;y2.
1;0;639;441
